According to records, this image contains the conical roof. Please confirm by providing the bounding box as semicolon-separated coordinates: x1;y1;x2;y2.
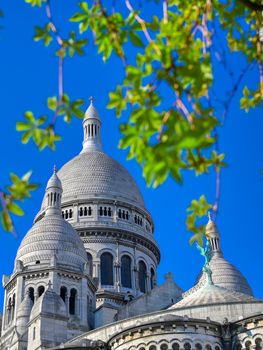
171;283;257;309
196;217;253;296
30;286;67;321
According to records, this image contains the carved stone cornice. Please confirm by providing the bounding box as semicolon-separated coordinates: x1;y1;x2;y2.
78;229;160;263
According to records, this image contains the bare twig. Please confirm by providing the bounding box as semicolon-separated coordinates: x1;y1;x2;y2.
222;62;253;122
125;0;153;44
163;0;168;24
45;0;64;126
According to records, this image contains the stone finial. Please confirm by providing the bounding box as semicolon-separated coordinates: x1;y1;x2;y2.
89;96;94;104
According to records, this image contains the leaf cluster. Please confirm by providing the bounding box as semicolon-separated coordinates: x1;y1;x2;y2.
186;195;212;246
0;172;38;232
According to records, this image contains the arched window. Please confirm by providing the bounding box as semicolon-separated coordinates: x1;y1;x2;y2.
172;344;180;350
69;288;77;315
104;207;107;216
126;211;129;220
65;210;68;219
121;255;132;288
84;207;87;216
79;207;83;216
256;339;263;350
28;287;35;304
149;346;157;350
60;286;67;303
88;206;92;216
11;294;15;321
195;345;202;350
33;326;36;340
7;297;12;324
118;209;122;218
38;286;45;297
62;211;64;218
87;252;93;277
108;207;112;216
150;268;155;289
245;341;252;350
160;344;168;350
215;347;221;350
134;215;137;224
184;344;191;350
99;207;103;216
69;209;73;218
100;252;113;285
138;260;147;293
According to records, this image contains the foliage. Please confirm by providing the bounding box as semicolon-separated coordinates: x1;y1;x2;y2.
1;0;262;245
0;172;38;233
186;195;212;246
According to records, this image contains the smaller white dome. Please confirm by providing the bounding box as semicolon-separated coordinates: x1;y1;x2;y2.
16;170;87;273
171;283;258;309
16;214;87;272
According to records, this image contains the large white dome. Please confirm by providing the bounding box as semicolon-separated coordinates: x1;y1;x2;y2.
58;151;145;209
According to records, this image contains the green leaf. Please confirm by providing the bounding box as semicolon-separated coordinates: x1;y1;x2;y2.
128;32;144;47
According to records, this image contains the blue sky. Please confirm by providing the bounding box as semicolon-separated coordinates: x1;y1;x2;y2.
0;1;262;310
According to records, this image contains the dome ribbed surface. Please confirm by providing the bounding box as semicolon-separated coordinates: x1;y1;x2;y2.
58;151;145;208
16;215;87;272
196;253;253;296
171;283;258;309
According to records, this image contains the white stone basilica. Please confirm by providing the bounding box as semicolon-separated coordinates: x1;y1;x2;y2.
1;101;263;350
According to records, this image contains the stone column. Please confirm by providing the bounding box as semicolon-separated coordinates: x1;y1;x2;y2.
93;203;98;221
65;292;69;315
73;203;78;222
94;260;100;288
146;272;150;292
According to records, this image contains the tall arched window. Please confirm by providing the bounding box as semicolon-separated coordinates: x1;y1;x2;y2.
69;288;77;315
150;268;155;289
100;252;113;286
7;297;12;324
184;343;191;350
28;287;35;304
121;255;132;288
255;338;263;350
60;286;67;303
138;260;147;293
11;294;15;321
38;286;45;297
245;341;252;350
87;252;93;277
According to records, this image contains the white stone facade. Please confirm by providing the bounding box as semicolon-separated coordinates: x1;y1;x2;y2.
1;101;262;350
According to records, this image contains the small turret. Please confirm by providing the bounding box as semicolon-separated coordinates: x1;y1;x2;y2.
205;212;221;255
81;97;102;153
44;166;63;216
